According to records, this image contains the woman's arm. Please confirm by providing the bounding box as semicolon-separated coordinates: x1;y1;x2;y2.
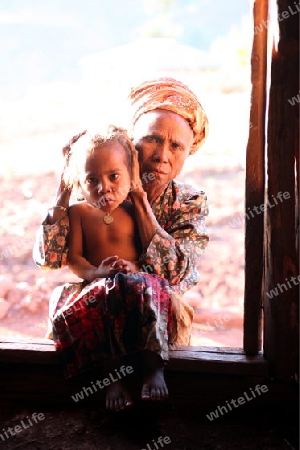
131;187;209;294
33;187;71;270
46;180;72;225
129;146;208;293
33;131;86;270
129;190;160;248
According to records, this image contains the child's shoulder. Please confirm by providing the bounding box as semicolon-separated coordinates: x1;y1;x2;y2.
68;201;89;214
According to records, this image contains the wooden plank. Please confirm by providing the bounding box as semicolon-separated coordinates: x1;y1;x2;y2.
168;351;268;376
0;341;268;377
0;364;294;410
0;337;53;345
0;338;246;354
243;0;268;354
170;345;245;354
264;0;299;379
0;342;58;364
166;373;298;410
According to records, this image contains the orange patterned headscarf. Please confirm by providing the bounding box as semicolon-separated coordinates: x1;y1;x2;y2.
129;77;208;154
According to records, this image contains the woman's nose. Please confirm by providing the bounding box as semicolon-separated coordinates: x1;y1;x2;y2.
152;143;169;163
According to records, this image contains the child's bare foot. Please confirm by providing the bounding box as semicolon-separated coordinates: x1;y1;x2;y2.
141;351;168;401
106;380;133;412
104;357;134;412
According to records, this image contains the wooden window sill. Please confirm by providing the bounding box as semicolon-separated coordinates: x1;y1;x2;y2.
0;338;268;377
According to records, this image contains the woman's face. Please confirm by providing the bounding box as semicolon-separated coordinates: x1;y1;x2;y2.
79;142;131;212
132;110;194;189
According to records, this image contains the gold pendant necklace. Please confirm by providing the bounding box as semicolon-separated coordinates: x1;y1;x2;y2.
103;213;114;225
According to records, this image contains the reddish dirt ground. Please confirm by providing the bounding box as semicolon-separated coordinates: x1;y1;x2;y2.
0;161;244;347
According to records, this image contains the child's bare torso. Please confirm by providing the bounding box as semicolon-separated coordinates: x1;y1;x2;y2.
74;201;141;266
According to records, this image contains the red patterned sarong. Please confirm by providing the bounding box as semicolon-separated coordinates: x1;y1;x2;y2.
51;273;172;378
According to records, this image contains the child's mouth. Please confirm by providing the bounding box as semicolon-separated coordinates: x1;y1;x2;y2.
93;196;115;209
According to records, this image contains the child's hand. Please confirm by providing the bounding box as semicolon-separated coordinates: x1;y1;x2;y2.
110;258;139;275
95;257;139;278
95;256;120;278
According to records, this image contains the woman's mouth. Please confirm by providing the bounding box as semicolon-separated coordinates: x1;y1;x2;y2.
148;167;168;175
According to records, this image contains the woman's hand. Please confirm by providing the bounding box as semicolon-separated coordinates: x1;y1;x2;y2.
61;130;87;187
129;145;144;195
61;130;87;188
47;131;87;224
62;130;87;158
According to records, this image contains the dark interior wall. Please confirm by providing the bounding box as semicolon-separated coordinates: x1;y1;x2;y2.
264;0;299;378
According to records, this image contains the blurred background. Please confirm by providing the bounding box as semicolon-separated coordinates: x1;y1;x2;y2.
0;0;253;346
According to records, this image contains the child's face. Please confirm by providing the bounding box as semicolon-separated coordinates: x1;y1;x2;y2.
79;142;131;212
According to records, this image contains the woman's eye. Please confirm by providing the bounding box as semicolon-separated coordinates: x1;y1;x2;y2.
144;136;158;143
171;142;182;151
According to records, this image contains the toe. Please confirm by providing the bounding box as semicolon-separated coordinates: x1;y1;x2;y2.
124;396;133;408
106;397;112;411
155;388;164;401
141;385;151;400
161;385;168;399
150;387;159;400
115;398;123;411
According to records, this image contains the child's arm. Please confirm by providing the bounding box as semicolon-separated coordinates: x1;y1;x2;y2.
67;204;98;280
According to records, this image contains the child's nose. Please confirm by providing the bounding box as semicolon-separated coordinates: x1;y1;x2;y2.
97;181;111;193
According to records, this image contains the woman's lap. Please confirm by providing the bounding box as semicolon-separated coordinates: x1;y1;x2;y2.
50;273;172;378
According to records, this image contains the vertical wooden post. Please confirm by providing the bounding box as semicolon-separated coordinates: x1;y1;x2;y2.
264;0;299;379
244;0;268;354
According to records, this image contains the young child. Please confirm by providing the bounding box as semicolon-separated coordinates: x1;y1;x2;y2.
50;126;172;412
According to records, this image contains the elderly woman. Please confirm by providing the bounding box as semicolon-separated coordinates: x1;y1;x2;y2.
34;78;209;410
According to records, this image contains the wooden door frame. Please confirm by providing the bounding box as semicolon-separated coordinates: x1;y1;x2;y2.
0;1;298;402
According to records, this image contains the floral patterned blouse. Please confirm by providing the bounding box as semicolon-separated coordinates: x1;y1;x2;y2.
33;180;209;295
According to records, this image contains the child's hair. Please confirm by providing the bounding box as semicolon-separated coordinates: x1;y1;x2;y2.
63;125;134;189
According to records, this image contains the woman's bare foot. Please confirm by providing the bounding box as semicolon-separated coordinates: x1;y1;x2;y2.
106;379;133;412
141;351;168;401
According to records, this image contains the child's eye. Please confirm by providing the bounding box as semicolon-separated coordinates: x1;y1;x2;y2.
109;174;119;181
86;178;97;184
